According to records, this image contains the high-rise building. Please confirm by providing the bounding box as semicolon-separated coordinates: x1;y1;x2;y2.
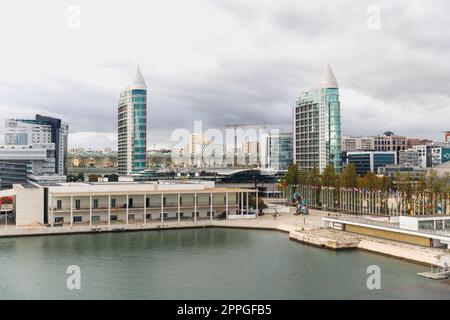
260;132;293;171
293;64;341;172
118;66;148;175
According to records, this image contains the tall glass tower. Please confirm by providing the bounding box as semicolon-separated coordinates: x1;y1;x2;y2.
118;66;147;175
293;65;341;173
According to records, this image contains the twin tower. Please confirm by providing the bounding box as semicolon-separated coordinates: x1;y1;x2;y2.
117;64;341;175
117;66;148;175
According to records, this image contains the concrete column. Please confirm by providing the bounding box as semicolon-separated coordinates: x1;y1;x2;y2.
241;192;243;214
70;195;73;227
144;194;147;225
89;195;92;227
246;191;249;215
108;194;111;226
161;193;164;223
210;192;213;221
194;193;197;222
178;193;181;223
50;194;54;227
256;190;259;218
226;192;229;219
126;194;129;225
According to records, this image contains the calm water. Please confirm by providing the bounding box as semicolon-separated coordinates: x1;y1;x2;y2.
0;228;449;299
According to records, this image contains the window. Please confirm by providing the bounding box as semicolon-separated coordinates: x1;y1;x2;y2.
92;216;100;224
128;198;133;208
54;217;64;224
56;200;62;210
111;215;118;221
73;216;82;223
128;214;135;221
145;213;152;220
177;212;184;219
145;197;150;207
419;221;434;230
111;198;116;208
163;197;166;206
179;197;182;206
75;199;81;210
93;199;98;209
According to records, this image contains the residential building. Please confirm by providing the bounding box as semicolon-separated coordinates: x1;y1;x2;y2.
346;151;396;175
293;65;341;172
407;138;433;149
373;131;407;162
399;149;421;167
341;136;374;152
118;66;147;175
412;145;433;168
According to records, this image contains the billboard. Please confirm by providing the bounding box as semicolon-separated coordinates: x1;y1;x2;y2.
442;148;450;163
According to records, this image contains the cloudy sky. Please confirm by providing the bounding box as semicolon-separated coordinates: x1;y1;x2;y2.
0;0;448;150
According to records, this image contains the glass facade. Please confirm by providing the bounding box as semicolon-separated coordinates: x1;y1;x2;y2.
131;90;147;172
118;85;147;175
321;88;341;172
347;152;396;176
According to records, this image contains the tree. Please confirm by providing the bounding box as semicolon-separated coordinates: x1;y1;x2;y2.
360;171;379;190
88;174;99;182
340;163;358;188
322;164;338;187
307;165;321;187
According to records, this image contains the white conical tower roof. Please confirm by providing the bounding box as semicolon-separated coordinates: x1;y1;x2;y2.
320;64;338;88
130;65;147;89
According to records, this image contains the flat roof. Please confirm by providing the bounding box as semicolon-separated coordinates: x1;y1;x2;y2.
46;181;255;196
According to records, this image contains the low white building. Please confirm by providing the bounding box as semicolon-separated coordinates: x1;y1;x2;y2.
0;180;258;228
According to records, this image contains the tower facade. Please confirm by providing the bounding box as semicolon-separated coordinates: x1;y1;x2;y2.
293;65;341;172
118;66;147;175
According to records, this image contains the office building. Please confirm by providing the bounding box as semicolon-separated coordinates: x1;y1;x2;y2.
0;180;256;227
118;66;148;175
346;151;396;175
5;116;68;175
293;64;341;172
260;132;293;171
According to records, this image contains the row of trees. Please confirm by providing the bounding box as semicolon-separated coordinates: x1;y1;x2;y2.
281;164;450;215
282;163;449;194
282;164;392;191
